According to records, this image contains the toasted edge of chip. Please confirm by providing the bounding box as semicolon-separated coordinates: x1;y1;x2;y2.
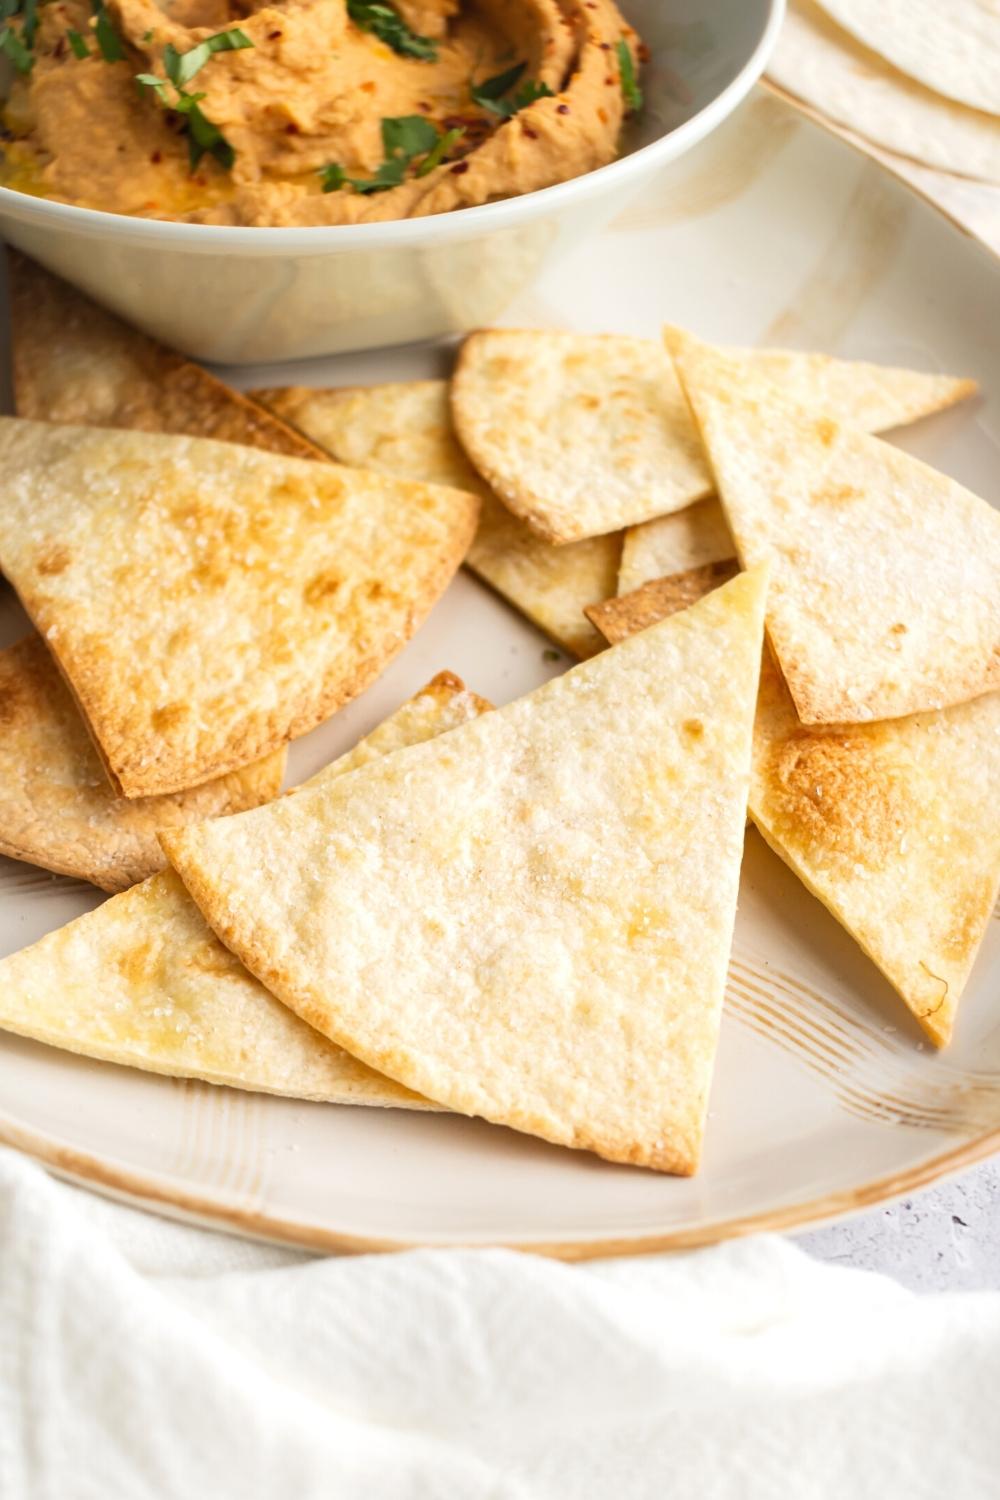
8;251;330;462
163;569;770;1175
0;671;491;1104
0;633;287;892
587;560;740;644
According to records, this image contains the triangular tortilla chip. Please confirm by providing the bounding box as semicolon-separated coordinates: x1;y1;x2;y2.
163;570;769;1175
0;634;286;892
0;673;490;1104
667;328;1000;724
8;251;325;461
618;498;735;595
751;655;1000;1048
587;561;739;643
449;328;976;543
253;381;619;660
0;418;479;797
590;572;1000;1047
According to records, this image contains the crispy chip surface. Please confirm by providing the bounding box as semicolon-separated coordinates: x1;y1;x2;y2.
9;252;325;460
0;674;489;1101
0;635;286;892
592;566;1000;1048
163;571;768;1175
667;328;1000;724
449;328;976;544
254;381;618;660
0;418;479;796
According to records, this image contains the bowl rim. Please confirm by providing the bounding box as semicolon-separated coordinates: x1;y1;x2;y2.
0;0;785;254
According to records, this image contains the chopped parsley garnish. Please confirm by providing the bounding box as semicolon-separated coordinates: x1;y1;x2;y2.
346;0;436;61
93;0;125;61
321;113;461;194
67;27;89;57
416;124;461;177
470;61;553;118
136;29;252;172
20;0;36;47
616;39;642;113
163;26;252;87
0;22;32;71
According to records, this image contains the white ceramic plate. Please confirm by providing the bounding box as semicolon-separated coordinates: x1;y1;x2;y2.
2;88;999;1256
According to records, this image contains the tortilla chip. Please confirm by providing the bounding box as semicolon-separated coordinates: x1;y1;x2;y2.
0;418;479;797
0;634;286;892
618;498;735;595
449;328;977;544
0;673;490;1104
592;569;1000;1048
253;381;618;659
163;570;768;1175
666;328;1000;724
751;655;1000;1048
8;251;326;461
587;561;740;643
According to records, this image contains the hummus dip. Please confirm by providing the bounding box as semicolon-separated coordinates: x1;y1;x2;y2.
0;0;643;226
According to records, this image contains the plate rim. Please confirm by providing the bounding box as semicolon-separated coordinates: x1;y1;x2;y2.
2;92;999;1257
4;1104;1000;1258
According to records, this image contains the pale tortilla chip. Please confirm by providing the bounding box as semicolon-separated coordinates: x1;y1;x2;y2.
587;561;739;643
814;0;1000;118
0;673;490;1104
0;634;286;892
449;328;977;544
751;655;1000;1048
769;1;1000;183
666;328;1000;724
0;418;479;797
618;499;735;595
163;570;769;1175
592;569;1000;1048
253;381;618;659
8;252;326;461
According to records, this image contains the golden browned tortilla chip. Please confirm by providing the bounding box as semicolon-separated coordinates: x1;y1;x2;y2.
0;634;286;892
667;327;1000;724
163;570;769;1175
751;655;1000;1048
0;418;479;798
592;569;1000;1047
618;498;735;595
449;328;977;544
0;673;490;1103
253;381;619;660
8;251;326;461
587;561;739;643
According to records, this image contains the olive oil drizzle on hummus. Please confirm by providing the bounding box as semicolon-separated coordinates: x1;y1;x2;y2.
0;0;642;225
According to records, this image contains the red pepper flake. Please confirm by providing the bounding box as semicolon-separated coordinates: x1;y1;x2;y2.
361;80;376;92
604;76;614;85
150;149;162;163
53;35;66;58
638;42;651;62
556;103;570;114
417;100;431;112
268;28;282;38
522;125;538;139
285;122;299;134
450;161;470;175
597;108;608;124
599;41;611;50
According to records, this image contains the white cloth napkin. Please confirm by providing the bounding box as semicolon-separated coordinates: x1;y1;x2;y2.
2;1144;998;1500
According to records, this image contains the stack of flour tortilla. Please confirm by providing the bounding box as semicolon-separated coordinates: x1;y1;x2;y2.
0;255;996;1177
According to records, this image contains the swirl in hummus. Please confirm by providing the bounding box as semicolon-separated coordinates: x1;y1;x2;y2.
0;0;643;226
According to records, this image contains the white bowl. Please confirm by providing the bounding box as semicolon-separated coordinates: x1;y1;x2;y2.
0;0;783;364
